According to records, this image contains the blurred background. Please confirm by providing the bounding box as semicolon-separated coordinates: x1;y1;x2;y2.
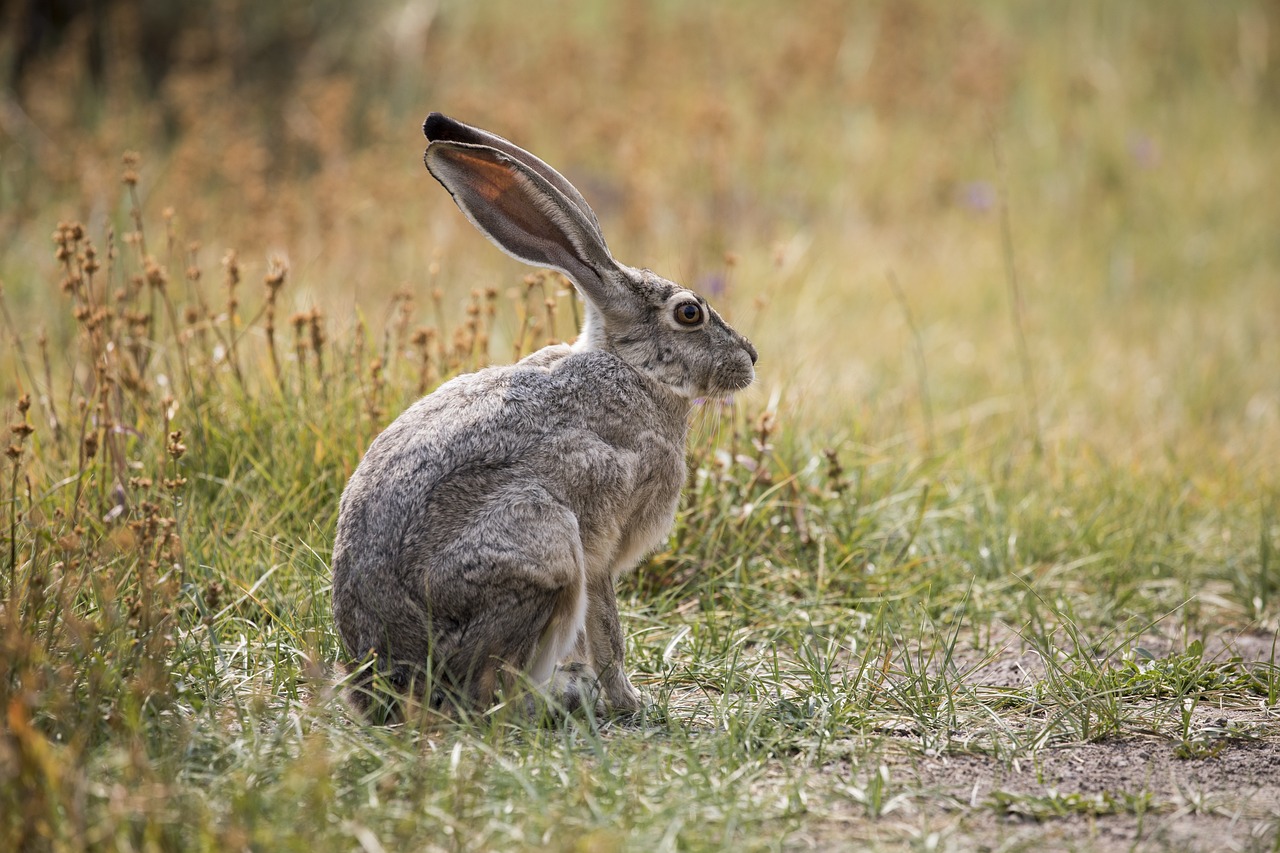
2;0;1279;473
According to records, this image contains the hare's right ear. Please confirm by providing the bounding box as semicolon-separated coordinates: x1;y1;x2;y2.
424;113;608;251
425;139;626;315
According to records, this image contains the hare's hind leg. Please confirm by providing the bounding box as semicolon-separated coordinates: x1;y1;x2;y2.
428;494;586;709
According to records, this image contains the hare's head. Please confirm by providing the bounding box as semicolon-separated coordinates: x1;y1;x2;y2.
423;113;756;401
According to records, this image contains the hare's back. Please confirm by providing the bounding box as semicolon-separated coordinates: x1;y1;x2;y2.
363;348;673;478
333;349;682;579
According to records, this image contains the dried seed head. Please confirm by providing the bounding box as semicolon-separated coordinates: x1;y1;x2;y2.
755;411;776;441
205;580;225;612
17;394;30;414
308;309;325;349
264;256;288;292
144;256;168;290
167;430;186;459
823;448;845;494
222;250;240;285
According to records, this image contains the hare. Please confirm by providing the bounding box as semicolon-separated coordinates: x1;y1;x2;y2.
331;113;757;720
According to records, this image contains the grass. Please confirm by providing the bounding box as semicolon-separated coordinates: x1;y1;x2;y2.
3;1;1280;850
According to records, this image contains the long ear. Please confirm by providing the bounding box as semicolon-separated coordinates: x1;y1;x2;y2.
424;113;608;251
424;140;623;313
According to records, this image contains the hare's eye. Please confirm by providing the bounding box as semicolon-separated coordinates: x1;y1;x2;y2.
674;302;704;326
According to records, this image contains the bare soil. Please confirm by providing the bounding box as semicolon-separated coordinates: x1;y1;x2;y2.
789;627;1280;851
907;735;1280;852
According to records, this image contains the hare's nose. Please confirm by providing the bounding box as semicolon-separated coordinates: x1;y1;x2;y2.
744;340;758;365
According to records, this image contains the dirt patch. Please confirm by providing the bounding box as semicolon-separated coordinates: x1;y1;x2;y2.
960;647;1046;688
726;627;1278;849
902;737;1280;852
892;627;1280;851
1138;627;1280;666
945;623;1279;687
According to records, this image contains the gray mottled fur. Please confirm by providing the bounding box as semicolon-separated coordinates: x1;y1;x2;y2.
331;113;757;720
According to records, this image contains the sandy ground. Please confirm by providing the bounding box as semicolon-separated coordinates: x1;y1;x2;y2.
775;627;1279;851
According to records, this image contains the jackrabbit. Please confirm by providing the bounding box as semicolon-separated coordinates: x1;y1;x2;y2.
331;113;757;720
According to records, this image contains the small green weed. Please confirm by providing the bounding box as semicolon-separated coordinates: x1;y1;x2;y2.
986;788;1157;821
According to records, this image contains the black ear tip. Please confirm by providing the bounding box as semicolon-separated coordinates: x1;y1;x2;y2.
423;112;453;141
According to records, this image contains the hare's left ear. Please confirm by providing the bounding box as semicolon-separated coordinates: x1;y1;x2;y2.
425;140;628;317
424;113;608;251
